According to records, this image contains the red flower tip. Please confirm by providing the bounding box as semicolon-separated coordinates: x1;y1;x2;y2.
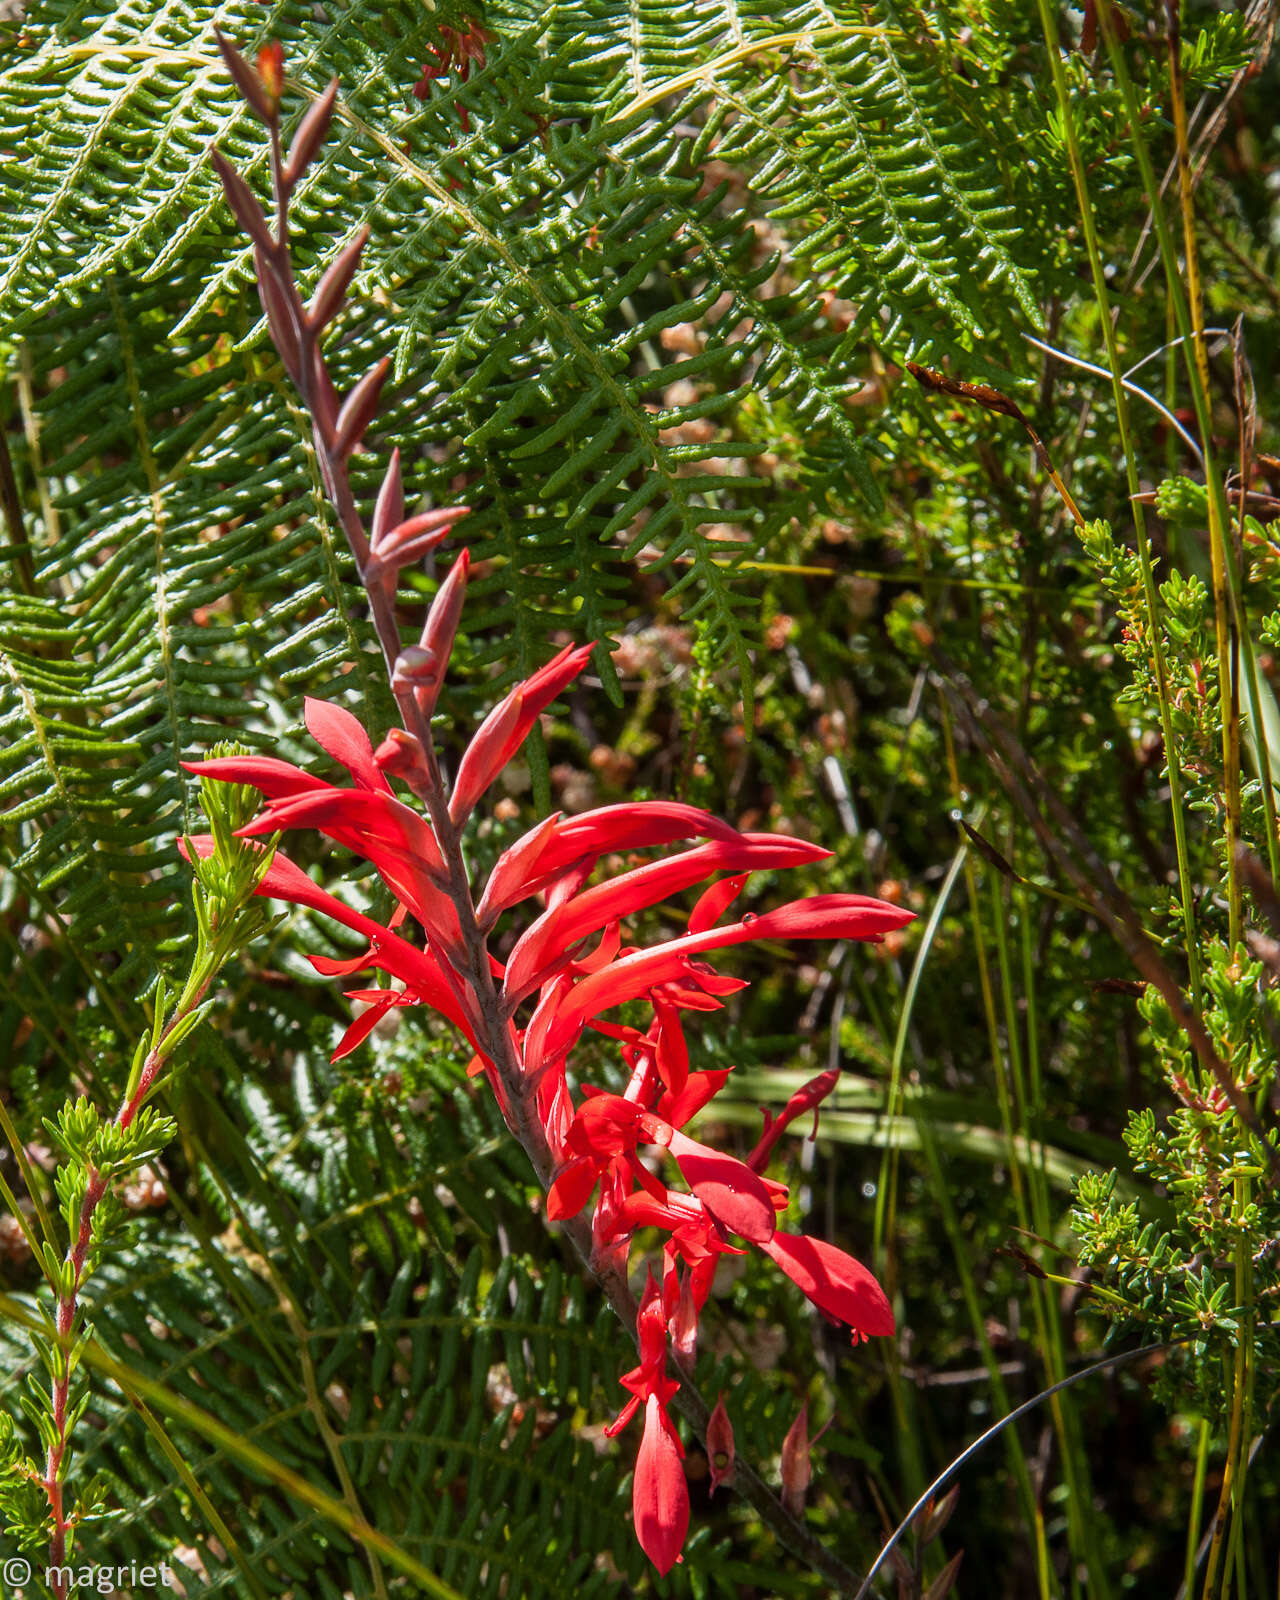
373;727;429;785
304;697;390;793
633;1394;689;1576
761;1230;894;1339
256;40;285;105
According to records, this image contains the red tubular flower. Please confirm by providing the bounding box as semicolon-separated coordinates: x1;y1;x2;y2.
535;894;916;1067
633;1395;689;1576
186;592;911;1575
748;1067;842;1172
605;1276;689;1576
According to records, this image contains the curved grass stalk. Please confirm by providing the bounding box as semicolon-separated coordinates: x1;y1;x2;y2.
853;1334;1236;1600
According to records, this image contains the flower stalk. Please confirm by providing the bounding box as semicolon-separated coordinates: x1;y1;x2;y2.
205;35;916;1584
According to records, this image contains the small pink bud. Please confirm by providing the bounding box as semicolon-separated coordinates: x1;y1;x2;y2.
372;448;405;549
309;226;370;331
373;727;428;784
780;1401;812;1518
415;548;470;718
667;1263;698;1362
391;645;441;694
285;76;338;186
333;357;389;458
706;1395;735;1495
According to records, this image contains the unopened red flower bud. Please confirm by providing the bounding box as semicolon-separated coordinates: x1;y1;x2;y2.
391;645;441;694
257;40;285;107
780;1401;812;1517
374;727;429;784
706;1395;735;1495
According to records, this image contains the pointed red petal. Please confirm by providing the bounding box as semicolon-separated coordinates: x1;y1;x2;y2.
304;698;390;792
475;810;562;925
760;1230;894;1338
653;995;688;1098
331;994;398;1061
688;872;749;934
666;1129;776;1244
309;948;376;976
182;754;320;799
633;1396;689;1576
658;1068;733;1129
449;645;594;824
546;1157;599;1221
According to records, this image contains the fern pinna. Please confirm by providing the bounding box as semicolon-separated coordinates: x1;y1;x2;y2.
179;34;911;1578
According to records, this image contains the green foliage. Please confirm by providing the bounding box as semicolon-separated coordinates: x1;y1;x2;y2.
5;0;1280;1593
0;0;1051;998
1072;948;1280;1421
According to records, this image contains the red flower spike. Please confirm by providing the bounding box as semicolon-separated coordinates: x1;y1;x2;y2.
184;551;910;1578
706;1395;735;1495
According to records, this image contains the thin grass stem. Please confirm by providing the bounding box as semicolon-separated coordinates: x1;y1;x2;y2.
1033;0;1202;996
